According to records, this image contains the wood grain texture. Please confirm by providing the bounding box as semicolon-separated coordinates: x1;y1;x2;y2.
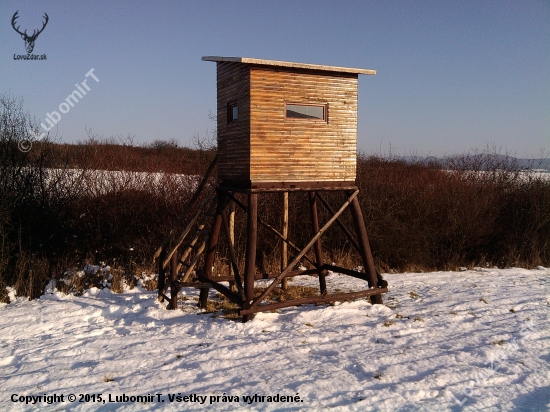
249;66;359;183
216;62;250;182
215;62;364;185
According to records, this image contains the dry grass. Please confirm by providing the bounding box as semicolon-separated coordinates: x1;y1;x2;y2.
56;268;108;296
0;283;9;303
136;266;158;291
200;285;321;320
12;254;50;300
110;266;138;293
408;291;419;299
110;268;124;293
202;297;241;319
254;285;320;302
52;263;139;295
103;374;114;382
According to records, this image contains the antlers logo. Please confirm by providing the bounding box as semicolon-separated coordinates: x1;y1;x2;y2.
11;11;49;54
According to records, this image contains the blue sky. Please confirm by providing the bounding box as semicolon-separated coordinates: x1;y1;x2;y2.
1;1;548;157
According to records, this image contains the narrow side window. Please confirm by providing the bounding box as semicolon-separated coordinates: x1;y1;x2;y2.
228;102;238;123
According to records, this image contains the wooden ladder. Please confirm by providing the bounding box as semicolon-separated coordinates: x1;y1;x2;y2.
154;155;218;309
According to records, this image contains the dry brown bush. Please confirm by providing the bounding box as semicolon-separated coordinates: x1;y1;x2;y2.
254;285;319;302
355;153;550;270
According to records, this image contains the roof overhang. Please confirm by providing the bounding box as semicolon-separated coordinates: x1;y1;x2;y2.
202;56;376;75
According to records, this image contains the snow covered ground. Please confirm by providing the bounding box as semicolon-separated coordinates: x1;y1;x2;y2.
40;168;199;195
1;268;549;411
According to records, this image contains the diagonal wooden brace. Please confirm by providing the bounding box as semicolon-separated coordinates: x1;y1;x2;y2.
315;192;361;253
240;287;388;316
162;186;217;269
225;192;318;268
197;274;243;306
249;190;359;310
221;211;246;302
153;154;217;261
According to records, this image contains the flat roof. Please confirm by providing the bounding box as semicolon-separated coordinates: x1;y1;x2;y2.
202;56;376;75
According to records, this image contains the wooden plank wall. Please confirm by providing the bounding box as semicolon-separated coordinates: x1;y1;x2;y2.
249;66;358;184
216;62;250;182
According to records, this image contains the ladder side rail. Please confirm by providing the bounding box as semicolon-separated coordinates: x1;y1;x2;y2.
153;154;217;261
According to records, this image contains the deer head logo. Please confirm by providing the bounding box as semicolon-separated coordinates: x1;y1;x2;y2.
11;11;49;54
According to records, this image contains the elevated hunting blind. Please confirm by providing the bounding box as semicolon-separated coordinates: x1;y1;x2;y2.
202;56;376;188
155;57;387;322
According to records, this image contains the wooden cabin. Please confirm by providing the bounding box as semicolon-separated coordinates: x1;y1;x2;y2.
202;56;376;189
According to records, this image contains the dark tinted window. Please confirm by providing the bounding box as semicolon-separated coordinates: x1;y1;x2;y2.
228;103;238;123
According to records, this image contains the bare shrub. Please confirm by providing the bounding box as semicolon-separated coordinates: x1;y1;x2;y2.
0;94;90;298
140;274;158;291
56;265;111;295
0;285;9;303
355;150;549;270
110;268;124;293
13;254;50;300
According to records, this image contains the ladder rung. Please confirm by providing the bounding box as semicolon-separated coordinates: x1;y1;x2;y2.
183;243;201;251
176;281;210;289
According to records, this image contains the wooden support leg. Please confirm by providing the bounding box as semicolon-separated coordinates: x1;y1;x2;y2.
281;191;289;291
309;191;327;295
199;194;223;309
168;251;179;309
228;200;236;293
247;190;359;312
349;194;382;304
198;288;209;309
243;193;258;322
157;247;167;302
